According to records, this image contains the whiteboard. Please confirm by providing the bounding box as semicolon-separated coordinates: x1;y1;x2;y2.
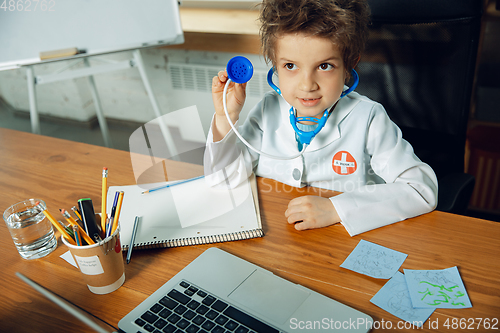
0;0;184;70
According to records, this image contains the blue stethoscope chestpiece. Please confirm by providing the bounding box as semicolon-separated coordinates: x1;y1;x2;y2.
226;56;254;84
290;108;329;145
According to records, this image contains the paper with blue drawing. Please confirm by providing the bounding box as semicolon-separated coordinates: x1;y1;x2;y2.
340;239;408;279
404;267;472;309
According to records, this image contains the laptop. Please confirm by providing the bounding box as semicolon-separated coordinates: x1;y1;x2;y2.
18;247;372;332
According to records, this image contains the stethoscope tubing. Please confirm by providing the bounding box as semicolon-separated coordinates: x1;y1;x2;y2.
222;78;308;160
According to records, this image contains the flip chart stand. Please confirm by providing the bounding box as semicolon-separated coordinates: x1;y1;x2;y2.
25;49;178;155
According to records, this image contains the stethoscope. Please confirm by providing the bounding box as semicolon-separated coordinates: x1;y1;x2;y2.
223;56;359;160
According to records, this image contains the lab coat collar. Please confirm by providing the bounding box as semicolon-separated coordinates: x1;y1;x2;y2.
275;90;361;153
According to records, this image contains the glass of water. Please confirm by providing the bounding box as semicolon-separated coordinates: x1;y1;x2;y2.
3;199;57;260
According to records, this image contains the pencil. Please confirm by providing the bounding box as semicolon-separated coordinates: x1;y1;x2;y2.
57;220;75;240
141;175;204;194
110;191;124;236
37;202;76;245
73;225;81;246
71;206;82;220
61;209;95;245
101;167;108;233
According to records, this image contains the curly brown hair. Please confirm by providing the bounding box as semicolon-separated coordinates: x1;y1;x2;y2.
259;0;370;76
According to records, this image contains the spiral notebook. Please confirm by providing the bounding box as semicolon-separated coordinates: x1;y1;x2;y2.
107;174;262;250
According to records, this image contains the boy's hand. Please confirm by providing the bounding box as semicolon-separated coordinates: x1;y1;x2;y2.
285;196;341;231
212;70;247;141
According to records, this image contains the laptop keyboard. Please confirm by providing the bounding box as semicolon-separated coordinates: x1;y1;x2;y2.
133;280;280;333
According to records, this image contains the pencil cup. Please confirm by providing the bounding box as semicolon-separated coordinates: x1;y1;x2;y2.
62;226;125;294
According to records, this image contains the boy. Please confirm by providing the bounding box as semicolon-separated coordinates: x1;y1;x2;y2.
204;0;438;236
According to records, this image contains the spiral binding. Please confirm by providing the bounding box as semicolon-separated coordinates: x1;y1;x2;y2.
122;228;264;251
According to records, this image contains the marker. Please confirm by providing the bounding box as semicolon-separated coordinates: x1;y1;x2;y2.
101;167;108;233
78;199;101;241
141;175;204;194
126;216;140;264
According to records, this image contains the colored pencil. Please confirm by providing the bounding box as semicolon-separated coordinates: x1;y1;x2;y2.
141;175;204;194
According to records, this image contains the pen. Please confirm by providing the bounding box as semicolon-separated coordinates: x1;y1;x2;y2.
126;216;140;264
106;192;120;236
37;202;76;245
101;167;108;233
141;175;204;194
61;209;94;245
109;191;124;237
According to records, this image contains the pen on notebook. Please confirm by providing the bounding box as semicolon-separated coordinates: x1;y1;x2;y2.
36;202;76;245
141;175;205;194
126;216;140;264
109;191;124;237
61;209;94;245
101;167;108;233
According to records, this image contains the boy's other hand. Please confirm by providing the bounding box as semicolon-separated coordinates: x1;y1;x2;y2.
285;196;341;231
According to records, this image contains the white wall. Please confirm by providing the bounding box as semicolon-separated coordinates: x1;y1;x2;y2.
0;48;271;134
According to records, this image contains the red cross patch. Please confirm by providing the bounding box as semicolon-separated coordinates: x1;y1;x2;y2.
332;151;357;175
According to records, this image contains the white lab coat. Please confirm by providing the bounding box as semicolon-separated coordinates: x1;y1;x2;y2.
204;90;438;236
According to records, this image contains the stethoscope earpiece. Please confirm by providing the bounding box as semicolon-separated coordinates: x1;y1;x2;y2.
226;56;254;84
340;69;359;98
267;67;281;95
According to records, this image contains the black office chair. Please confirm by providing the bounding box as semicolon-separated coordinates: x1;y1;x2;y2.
356;0;483;214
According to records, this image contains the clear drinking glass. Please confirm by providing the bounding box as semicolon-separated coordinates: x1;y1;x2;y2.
3;199;57;259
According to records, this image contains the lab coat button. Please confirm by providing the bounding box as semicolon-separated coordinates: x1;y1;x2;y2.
292;168;301;180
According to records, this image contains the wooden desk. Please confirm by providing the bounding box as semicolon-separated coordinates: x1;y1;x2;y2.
0;128;499;332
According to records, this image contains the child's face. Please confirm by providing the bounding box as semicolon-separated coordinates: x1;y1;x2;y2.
274;33;347;120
